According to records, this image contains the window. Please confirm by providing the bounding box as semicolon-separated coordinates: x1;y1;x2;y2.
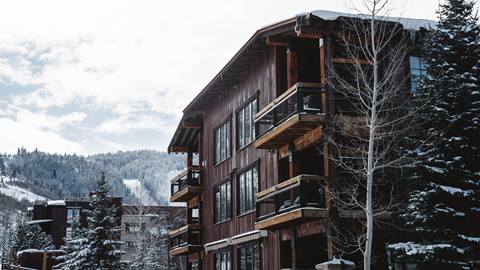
214;180;231;223
238;242;261;270
66;207;81;237
215;249;232;270
237;98;257;149
409;56;427;92
66;208;81;224
238;165;259;215
214;119;231;164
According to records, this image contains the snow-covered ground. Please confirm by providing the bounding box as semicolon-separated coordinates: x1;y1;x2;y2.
123;179;157;205
0;176;45;203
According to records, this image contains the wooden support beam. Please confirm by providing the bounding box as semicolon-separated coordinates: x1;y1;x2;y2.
187;151;193;167
170;146;190;153
287;48;298;88
183;121;201;129
266;36;290;46
297;30;323;39
278;126;324;159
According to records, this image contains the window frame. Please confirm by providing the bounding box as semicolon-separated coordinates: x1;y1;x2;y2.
409;56;427;92
214;116;232;166
236;160;260;216
213;177;232;224
237;241;261;270
236;93;259;151
214;248;232;270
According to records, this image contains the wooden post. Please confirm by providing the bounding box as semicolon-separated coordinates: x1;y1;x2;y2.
291;227;297;270
42;251;48;270
287;48;298;88
187;151;193;167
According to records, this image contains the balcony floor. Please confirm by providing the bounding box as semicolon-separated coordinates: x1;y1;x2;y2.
169;244;203;257
255;207;328;231
255;113;326;150
170;186;202;202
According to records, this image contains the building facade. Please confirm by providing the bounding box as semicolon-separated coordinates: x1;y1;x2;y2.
167;10;433;270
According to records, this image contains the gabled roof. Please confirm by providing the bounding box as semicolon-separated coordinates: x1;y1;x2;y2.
168;10;434;153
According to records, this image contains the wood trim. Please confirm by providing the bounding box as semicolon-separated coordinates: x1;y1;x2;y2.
254;114;326;149
255;82;324;120
169;245;204;257
170;186;202;203
169;146;190;153
287;48;297;88
183;121;202;129
266;36;290;46
254;208;328;230
170;166;201;183
256;174;326;201
169;223;201;237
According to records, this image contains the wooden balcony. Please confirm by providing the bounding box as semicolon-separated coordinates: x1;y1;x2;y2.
255;174;328;230
254;82;327;150
170;166;202;202
169;223;203;257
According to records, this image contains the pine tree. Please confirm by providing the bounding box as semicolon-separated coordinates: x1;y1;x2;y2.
84;172;125;270
389;0;480;269
54;220;90;270
11;223;54;261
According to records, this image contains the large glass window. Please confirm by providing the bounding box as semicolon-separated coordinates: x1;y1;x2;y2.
214;119;231;164
238;242;261;270
238;165;259;215
237;98;257;149
215;249;232;270
214;180;231;223
409;56;427;92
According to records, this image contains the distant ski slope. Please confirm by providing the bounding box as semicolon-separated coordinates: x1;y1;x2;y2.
0;176;45;203
123;179;157;205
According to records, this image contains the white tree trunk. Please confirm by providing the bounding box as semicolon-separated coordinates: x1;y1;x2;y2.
364;14;379;270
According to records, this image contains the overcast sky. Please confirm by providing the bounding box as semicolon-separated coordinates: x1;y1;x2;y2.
0;0;442;154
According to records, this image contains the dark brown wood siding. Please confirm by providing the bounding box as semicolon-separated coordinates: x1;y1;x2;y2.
201;46;281;270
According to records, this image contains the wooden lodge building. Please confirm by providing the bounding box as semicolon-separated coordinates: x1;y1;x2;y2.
167;10;433;270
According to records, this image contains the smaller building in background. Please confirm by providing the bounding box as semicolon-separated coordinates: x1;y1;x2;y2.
20;197;185;270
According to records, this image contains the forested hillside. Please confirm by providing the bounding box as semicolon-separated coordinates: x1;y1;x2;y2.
0;148;185;208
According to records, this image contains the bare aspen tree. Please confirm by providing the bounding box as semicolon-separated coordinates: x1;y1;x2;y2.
323;1;417;269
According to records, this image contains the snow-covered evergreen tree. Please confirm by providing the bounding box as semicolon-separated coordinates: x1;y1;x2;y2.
11;223;54;261
54;220;90;270
84;172;125;270
389;0;480;268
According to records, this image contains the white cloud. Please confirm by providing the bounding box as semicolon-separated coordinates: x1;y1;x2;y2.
95;113;169;134
0;0;440;153
0;118;84;154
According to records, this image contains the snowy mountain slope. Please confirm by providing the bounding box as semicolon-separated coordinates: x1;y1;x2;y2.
123;179;156;205
0;176;46;203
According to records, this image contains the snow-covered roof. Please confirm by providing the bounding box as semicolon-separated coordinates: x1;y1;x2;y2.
317;257;355;266
309;10;435;31
47;200;66;206
27;219;53;224
17;249;64;257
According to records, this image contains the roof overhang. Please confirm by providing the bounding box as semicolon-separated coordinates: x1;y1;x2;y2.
167;10;435;152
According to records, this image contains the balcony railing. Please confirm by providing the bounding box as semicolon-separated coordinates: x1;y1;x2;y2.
169;224;203;256
170;166;202;202
255;174;328;230
254;82;326;149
